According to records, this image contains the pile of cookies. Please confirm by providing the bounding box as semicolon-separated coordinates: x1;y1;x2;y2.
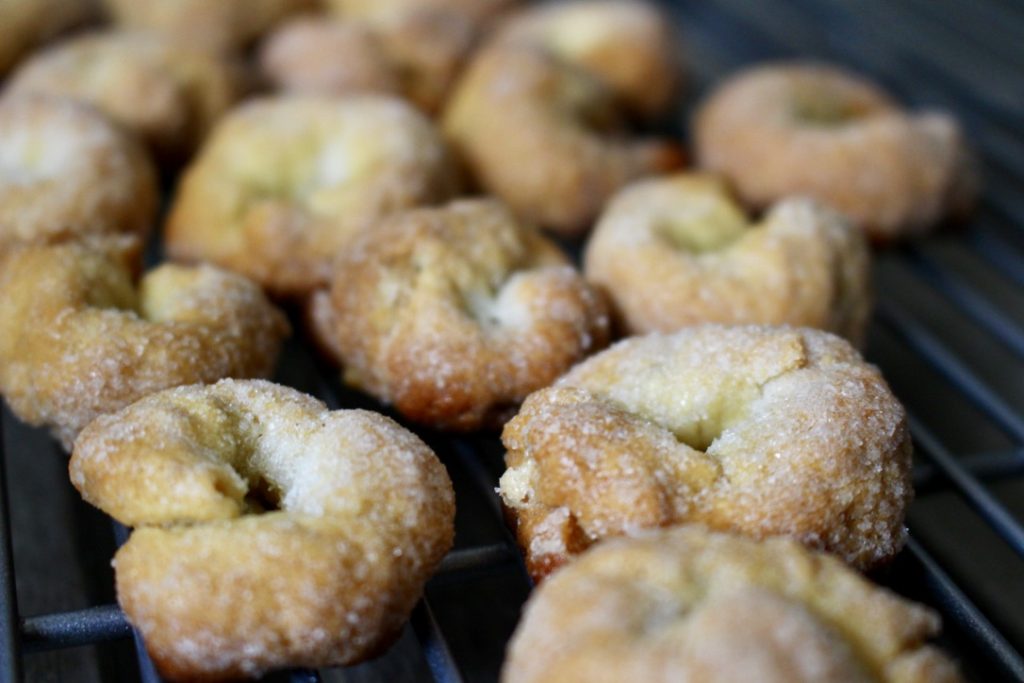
0;0;975;680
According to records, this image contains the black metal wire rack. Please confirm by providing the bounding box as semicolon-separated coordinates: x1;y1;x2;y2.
2;1;1024;681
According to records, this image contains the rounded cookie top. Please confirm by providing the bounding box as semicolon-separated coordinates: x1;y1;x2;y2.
71;379;455;681
166;95;460;295
6;30;244;163
503;526;961;683
693;62;975;240
500;325;912;579
584;173;871;342
317;198;610;430
0;237;288;448
0;95;157;249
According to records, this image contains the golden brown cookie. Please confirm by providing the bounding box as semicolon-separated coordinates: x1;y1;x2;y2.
500;325;912;580
0;237;288;449
313;199;610;430
443;44;683;237
6;30;245;164
70;379;455;681
584;174;871;343
0;95;157;250
503;526;961;683
492;0;682;119
165;95;461;296
694;62;976;240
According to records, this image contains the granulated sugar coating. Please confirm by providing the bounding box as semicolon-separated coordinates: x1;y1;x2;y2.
499;325;912;580
0;237;289;449
502;527;961;683
317;199;610;430
584;174;872;343
69;379;455;682
0;95;157;249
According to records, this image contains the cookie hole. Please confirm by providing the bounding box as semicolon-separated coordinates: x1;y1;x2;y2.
657;197;748;254
790;95;868;126
242;476;282;514
462;286;500;328
556;60;624;133
461;271;527;332
671;423;723;453
667;396;751;452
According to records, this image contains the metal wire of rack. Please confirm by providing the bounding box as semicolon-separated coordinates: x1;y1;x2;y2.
1;1;1024;681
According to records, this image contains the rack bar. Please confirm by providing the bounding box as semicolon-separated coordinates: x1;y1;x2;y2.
979;186;1024;240
905;536;1024;680
909;416;1024;558
437;545;515;577
968;231;1024;290
130;629;161;683
0;420;21;683
21;606;130;653
14;541;516;656
411;599;464;683
983;182;1024;237
913;449;1024;494
905;247;1024;359
879;303;1024;444
448;440;505;520
902;0;1024;70
837;5;1021;120
978;179;1024;240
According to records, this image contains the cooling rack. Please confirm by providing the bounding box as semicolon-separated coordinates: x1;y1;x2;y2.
2;1;1023;681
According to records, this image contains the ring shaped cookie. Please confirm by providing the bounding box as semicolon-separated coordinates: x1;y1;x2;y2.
165;95;461;296
0;238;288;448
443;44;683;237
499;325;912;580
70;379;455;681
492;0;682;119
584;174;871;343
313;199;610;430
6;31;244;164
694;63;975;240
504;527;961;683
0;95;157;250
